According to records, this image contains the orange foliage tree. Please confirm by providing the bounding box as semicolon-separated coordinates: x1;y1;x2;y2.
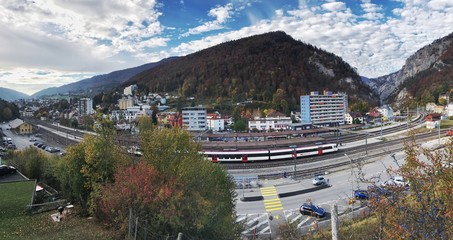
370;135;453;239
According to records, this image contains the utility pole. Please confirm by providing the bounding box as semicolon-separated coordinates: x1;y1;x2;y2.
380;117;383;140
344;154;354;219
291;146;297;180
438;119;441;146
331;203;338;240
365;133;368;155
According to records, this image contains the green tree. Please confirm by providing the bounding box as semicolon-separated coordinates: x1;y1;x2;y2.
420;89;434;105
232;118;247;132
138;115;154;133
272;88;286;111
138;127;240;239
55;129;125;215
8;147;47;181
232;106;242;123
2;107;12;120
281;99;290;116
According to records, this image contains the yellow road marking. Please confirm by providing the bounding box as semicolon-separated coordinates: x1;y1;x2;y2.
263;197;283;212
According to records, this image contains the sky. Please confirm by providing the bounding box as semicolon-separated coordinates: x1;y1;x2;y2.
0;0;452;95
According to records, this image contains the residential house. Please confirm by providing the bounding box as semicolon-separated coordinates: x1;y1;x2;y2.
345;112;364;124
207;113;225;131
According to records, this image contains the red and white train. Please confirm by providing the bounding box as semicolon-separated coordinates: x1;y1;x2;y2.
203;143;339;163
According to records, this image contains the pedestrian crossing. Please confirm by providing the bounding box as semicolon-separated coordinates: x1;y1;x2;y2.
260;186;278;197
236;213;271;237
260;187;283;212
263;198;283;212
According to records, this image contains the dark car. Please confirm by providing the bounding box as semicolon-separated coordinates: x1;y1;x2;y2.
354;190;369;200
0;165;17;176
299;202;325;218
367;185;392;198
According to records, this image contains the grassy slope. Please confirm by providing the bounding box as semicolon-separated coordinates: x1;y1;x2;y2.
0;181;119;240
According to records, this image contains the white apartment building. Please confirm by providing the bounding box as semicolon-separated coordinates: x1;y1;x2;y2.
248;116;292;131
124;84;137;96
182;107;207;131
300;91;347;127
78;98;94;116
124;105;152;121
378;105;394;121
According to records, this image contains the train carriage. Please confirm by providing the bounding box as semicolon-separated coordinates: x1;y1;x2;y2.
202;143;338;163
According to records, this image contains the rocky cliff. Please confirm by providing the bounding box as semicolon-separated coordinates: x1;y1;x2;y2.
369;32;453;105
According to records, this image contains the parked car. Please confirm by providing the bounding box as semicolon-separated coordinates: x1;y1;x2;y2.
0;165;17;176
393;176;409;187
299;202;326;218
368;185;392;197
312;176;327;185
354;190;369;200
50;148;61;153
381;176;408;188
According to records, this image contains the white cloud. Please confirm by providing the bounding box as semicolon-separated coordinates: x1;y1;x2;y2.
321;2;346;12
428;0;453;10
1;0;453;95
182;4;233;37
361;2;384;20
0;68;93;95
0;0;164;67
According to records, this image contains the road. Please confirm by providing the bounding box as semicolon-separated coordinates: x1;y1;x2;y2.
233;140;436;238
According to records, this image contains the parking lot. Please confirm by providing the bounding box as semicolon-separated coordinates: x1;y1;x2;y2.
1;122;66;158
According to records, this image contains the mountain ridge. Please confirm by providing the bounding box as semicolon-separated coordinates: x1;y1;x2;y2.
31;57;178;98
0;87;29;101
124;31;379;110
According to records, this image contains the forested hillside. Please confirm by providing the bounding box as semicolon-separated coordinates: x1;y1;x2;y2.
126;31;378;110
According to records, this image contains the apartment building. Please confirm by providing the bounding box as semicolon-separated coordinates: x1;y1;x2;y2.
248;113;292;131
78;98;94;116
182;107;207;131
300;91;347;127
118;97;134;110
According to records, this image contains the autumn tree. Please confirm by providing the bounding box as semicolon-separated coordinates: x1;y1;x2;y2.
369;135;453;239
138;127;241;239
96;161;179;235
272;88;286;111
55;121;127;215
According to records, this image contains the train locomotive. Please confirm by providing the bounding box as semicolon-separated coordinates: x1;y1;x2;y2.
203;143;339;163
